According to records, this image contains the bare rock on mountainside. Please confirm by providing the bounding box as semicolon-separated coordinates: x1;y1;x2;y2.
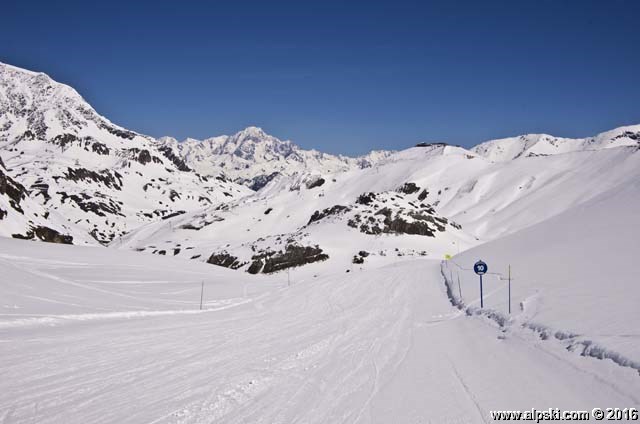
248;244;329;274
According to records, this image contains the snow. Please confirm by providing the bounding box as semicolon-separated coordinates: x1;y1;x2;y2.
2;60;640;422
445;170;640;361
1;239;639;423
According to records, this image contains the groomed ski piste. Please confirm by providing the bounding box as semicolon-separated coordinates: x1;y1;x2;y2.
1;184;639;424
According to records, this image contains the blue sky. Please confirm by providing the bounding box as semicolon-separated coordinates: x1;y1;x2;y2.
2;0;639;155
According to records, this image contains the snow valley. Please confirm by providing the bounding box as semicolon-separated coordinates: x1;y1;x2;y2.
1;61;639;423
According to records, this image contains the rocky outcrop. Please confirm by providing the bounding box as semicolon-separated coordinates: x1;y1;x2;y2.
12;226;73;244
61;167;123;190
248;244;329;274
308;205;351;225
207;252;246;270
398;182;420;195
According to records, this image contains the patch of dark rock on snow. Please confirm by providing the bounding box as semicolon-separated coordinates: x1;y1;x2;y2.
0;168;27;213
398;182;420;195
305;176;325;189
207;252;246;270
157;146;192;172
249;244;329;274
264;207;273;215
58;192;124;217
308;205;351;225
162;210;186;220
239;172;280;191
125;148;162;166
12;226;73;244
356;192;376;205
417;189;428;201
61;167;123;190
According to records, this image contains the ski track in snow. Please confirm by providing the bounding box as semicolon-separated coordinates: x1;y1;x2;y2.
1;259;639;424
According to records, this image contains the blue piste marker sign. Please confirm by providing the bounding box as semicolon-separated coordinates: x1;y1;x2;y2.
474;260;487;307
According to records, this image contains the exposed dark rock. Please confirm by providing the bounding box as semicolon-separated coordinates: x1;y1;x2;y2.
417;189;428;201
352;255;364;264
415;142;447;148
207;252;246;270
169;190;180;202
58;191;124;217
358;250;370;257
399;182;420;194
87;141;109;155
12;226;73;244
34;226;73;244
99;122;136;139
162;210;186;220
385;217;436;236
30;180;51;203
61;167;123;190
51;133;79;149
308;205;351;225
126;148;162;165
239;172;280;191
306;177;325;189
157;146;192;172
613;131;640;141
0;208;6;219
264;207;273;215
247;260;264;274
251;244;329;274
0;168;27;213
356;192;376;205
178;216;224;230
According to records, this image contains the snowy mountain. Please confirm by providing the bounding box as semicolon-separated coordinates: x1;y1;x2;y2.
157;127;393;190
0;62;252;244
2;60;640;422
472;125;640;162
0;154;93;244
1;60;640;272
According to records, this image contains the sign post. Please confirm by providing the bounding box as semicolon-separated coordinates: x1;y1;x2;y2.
508;265;511;314
473;260;488;308
200;280;204;310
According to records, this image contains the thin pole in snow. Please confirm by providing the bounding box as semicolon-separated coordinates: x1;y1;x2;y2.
199;280;204;310
480;274;484;308
457;272;462;300
287;268;291;286
508;265;511;314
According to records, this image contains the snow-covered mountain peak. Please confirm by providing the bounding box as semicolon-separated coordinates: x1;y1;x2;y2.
472;125;640;162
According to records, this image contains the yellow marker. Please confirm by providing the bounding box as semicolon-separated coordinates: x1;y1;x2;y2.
444;254;452;260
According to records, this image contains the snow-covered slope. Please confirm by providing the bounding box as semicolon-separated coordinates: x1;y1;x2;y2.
445;165;640;364
1;238;638;423
0;62;251;244
122;141;640;280
0;154;93;244
157;127;393;189
472;125;640;162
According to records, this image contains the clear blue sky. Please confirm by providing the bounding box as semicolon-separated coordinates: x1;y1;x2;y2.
2;0;639;155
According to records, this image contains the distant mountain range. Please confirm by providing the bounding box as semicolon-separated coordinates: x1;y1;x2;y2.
1;61;639;274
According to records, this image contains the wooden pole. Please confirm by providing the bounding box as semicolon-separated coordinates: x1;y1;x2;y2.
508;265;511;314
200;280;204;310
